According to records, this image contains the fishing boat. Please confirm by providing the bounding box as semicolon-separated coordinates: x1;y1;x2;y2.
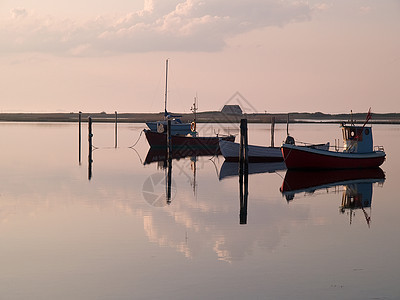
219;139;329;163
145;96;235;149
281;115;386;170
144;130;235;150
146;59;192;136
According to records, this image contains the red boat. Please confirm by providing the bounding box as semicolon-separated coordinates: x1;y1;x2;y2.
144;129;235;150
281;122;386;170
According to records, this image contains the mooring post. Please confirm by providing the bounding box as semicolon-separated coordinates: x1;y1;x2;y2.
286;113;290;136
239;118;249;224
166;119;172;205
271;116;275;147
114;111;118;148
167;119;172;156
239;119;245;175
243;119;248;168
78;111;82;164
88;116;93;180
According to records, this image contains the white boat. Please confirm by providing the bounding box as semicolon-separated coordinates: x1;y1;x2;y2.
146;59;192;136
219;139;283;162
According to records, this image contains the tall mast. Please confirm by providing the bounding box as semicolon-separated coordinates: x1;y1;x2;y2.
164;59;169;120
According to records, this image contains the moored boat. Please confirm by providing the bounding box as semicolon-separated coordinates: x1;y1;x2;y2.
146;59;192;136
281;121;386;170
219;139;283;162
145;129;235;149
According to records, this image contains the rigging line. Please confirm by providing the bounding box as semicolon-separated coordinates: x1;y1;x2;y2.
129;129;144;148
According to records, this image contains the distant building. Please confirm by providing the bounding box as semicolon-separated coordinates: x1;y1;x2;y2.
221;105;243;115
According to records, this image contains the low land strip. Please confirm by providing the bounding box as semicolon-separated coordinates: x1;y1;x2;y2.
0;111;399;124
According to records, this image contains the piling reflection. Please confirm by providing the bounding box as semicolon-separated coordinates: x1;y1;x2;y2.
143;146;209;206
280;168;385;225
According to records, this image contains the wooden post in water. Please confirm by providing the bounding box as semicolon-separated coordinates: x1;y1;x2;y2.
114;111;118;148
78;111;82;164
239;118;248;173
88;116;93;180
286;113;290;136
167;119;172;157
239;118;249;224
166;119;172;204
270;116;275;147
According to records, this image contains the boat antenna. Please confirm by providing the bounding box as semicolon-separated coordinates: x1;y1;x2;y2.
164;59;169;120
191;94;198;123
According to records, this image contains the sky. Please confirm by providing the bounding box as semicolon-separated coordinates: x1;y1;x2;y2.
0;0;399;114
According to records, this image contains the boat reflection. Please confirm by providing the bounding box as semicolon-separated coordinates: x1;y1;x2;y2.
144;146;219;166
219;161;286;181
280;168;385;226
143;146;210;206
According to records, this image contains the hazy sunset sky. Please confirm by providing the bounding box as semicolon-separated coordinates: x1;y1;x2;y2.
0;0;399;113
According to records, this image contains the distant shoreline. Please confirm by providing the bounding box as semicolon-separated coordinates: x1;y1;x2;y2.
0;112;399;124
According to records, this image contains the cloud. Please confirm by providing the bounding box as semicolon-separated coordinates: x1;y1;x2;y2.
1;0;311;55
11;8;28;19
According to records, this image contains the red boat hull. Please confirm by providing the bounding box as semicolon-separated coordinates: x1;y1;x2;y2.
281;145;386;170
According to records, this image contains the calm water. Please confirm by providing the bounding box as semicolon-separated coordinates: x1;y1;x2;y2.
0;122;399;300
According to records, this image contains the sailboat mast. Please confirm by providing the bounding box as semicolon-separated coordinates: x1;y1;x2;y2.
164;59;169;120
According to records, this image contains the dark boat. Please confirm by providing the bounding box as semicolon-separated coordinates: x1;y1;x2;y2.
144;129;235;150
146;59;192;136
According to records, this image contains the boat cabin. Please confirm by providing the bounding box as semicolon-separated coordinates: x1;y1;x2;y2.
342;124;373;153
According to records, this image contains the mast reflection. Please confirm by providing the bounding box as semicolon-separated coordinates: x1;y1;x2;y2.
144;146;211;206
280;168;385;226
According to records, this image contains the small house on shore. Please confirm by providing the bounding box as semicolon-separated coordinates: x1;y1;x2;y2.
221;105;243;115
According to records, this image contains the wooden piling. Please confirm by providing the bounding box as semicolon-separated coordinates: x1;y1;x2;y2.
166;119;172;204
88;116;93;180
167;119;172;156
286;113;290;136
78;111;82;164
270;116;275;147
239;119;249;169
239;118;249;224
114;111;118;148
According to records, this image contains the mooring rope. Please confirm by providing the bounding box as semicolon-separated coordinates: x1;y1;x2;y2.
129;129;144;148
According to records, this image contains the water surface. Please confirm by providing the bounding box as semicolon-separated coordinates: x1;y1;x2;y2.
0;122;398;300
